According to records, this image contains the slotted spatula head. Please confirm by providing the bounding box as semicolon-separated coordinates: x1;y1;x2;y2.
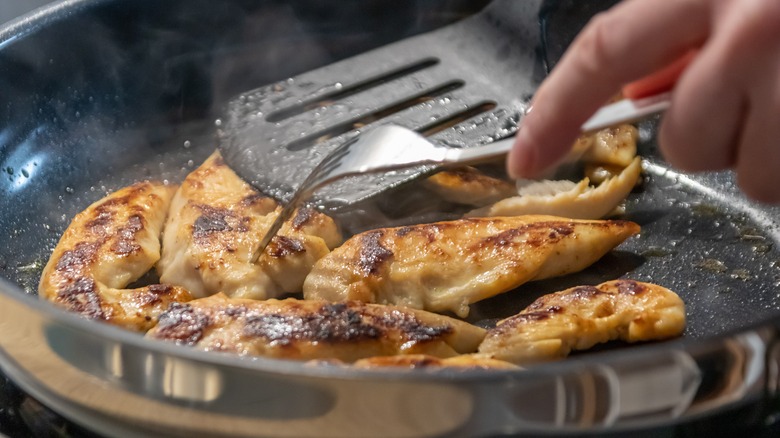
218;0;545;211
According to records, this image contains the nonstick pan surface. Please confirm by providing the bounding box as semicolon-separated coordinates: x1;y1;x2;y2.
1;1;780;436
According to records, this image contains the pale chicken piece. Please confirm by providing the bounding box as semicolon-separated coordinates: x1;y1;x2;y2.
478;280;685;365
303;215;640;317
545;123;636;175
146;293;486;362
466;157;641;219
423;167;517;206
422;125;639;209
579;125;638;167
39;182;193;331
353;354;519;370
158;152;342;300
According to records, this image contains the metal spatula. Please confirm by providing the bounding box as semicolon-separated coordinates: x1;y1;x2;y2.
218;0;547;210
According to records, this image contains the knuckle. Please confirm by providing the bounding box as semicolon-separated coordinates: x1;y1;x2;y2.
722;0;780;47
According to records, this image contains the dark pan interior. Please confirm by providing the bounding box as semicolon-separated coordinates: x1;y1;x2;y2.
1;0;780;355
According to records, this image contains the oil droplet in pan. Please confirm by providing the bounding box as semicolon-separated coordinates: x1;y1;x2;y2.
695;258;728;273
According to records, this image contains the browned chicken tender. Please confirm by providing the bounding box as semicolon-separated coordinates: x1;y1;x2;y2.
353;354;518;370
579;125;639;167
303;215;640;317
146;293;486;362
158;152;342;300
39;181;192;331
478;280;685;365
424;167;517;207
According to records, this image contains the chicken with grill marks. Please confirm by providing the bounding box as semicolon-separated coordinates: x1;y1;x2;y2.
303;215;640;317
157;151;342;300
39;181;193;331
478;280;685;365
145;293;486;362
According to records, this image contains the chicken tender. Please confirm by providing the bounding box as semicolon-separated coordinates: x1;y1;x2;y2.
424;166;517;207
579;125;639;167
146;293;485;362
158;152;342;300
353;354;518;370
478;280;685;365
303;215;640;317
39;181;192;331
467;157;641;219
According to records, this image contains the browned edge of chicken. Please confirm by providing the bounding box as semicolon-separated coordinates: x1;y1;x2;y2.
39;181;193;331
158;151;342;300
352;354;519;370
304;215;640;317
478;280;686;365
146;293;486;363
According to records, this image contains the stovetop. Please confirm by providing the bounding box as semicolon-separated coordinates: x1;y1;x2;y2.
0;374;99;438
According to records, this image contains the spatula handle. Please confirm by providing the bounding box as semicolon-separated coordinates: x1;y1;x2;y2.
580;92;671;133
446;90;671;165
443;137;516;165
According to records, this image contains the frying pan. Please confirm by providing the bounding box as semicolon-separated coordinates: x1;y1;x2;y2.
1;0;780;436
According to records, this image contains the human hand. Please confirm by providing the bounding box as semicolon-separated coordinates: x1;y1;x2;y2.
507;0;780;202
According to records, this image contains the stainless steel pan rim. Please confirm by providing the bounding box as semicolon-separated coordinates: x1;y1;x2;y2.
0;0;108;43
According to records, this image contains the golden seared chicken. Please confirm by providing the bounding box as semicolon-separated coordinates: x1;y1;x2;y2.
579;125;639;167
304;215;640;317
467;157;641;219
424;167;517;206
478;280;685;365
353;354;518;370
146;293;485;362
548;123;638;174
39;182;192;331
158;152;342;300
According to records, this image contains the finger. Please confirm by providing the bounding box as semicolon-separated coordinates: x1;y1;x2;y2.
734;64;780;203
735;99;780;203
508;0;711;179
660;0;780;175
733;2;780;202
622;50;697;99
657;43;745;171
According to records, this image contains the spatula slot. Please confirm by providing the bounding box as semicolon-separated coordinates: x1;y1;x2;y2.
284;80;465;152
266;58;441;123
418;101;497;137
